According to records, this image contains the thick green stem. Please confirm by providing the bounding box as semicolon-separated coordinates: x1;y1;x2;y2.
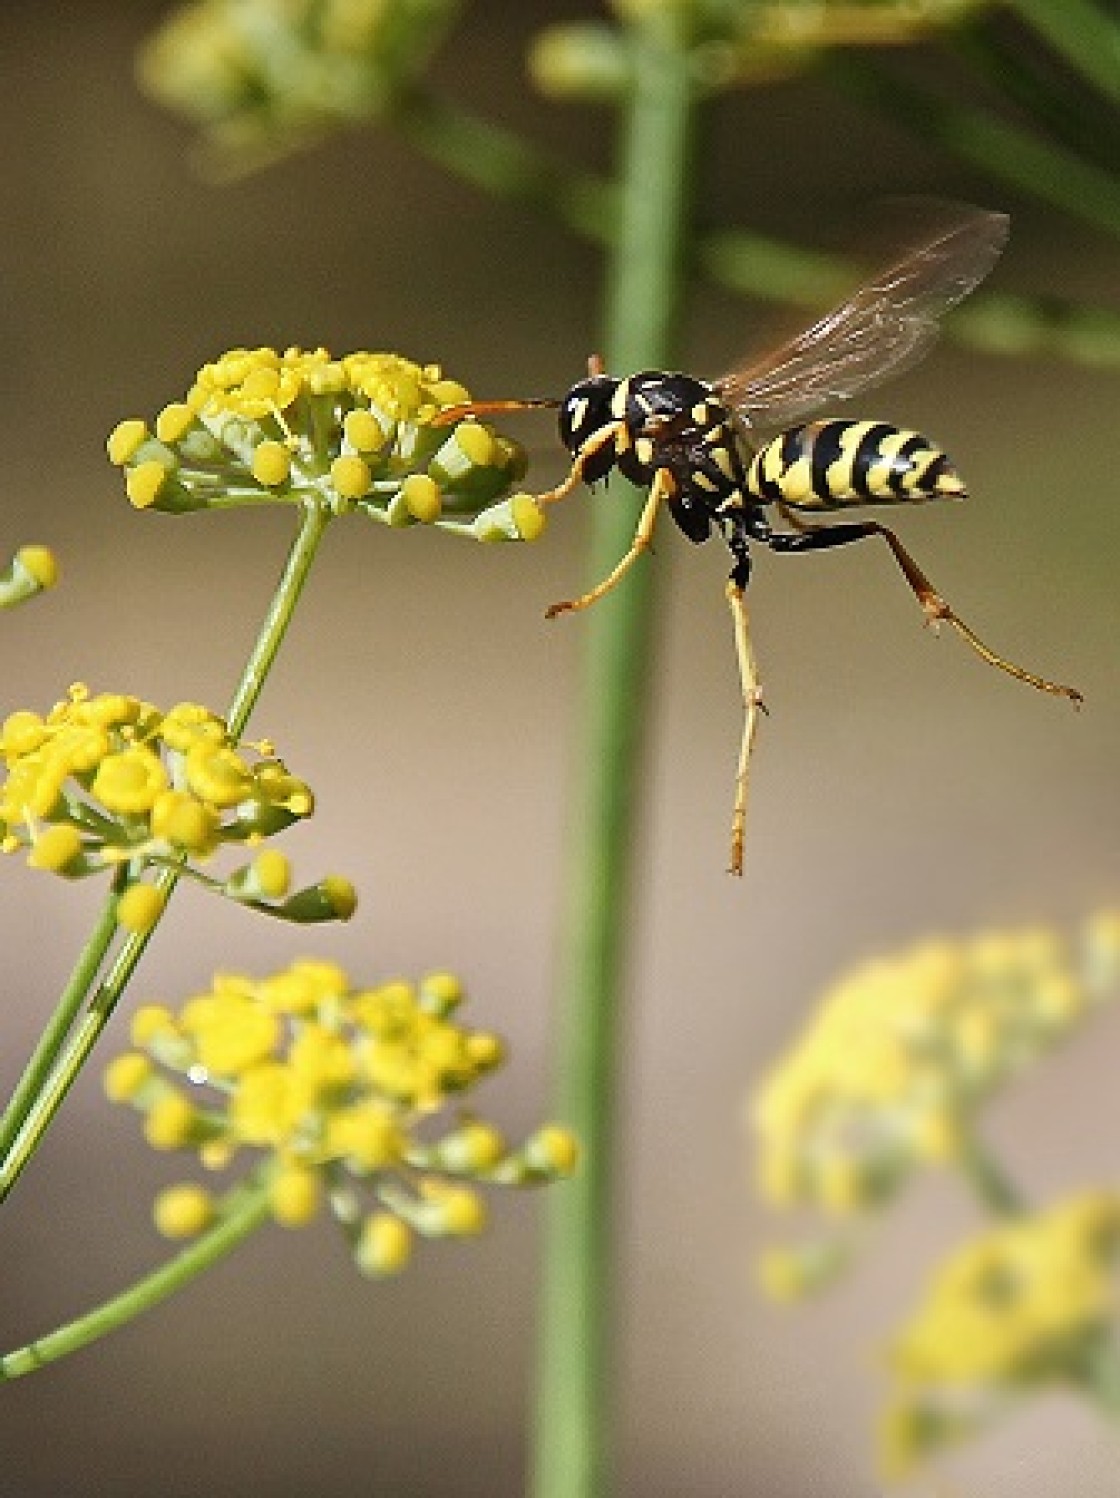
531;18;697;1498
1007;0;1120;113
0;1175;273;1378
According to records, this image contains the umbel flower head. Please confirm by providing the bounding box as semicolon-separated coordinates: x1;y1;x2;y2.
139;0;460;170
881;1190;1120;1477
107;346;543;543
753;914;1120;1295
106;962;579;1275
0;684;352;927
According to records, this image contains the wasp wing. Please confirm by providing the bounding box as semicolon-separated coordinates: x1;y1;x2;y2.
715;207;1009;431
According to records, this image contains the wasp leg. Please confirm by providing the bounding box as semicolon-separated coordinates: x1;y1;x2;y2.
726;580;764;877
534;421;629;509
764;518;1083;704
545;466;672;619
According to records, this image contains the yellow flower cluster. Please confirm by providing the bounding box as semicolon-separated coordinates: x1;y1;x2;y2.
106;962;579;1275
533;2;965;100
754;915;1120;1222
882;1191;1120;1476
0;684;347;924
108;346;541;543
139;0;460;165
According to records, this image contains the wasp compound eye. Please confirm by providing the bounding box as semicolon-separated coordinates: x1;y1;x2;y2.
558;376;619;481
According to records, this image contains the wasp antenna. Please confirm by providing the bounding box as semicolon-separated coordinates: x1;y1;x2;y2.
431;397;560;429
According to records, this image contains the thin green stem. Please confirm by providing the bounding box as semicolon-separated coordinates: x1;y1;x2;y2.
531;16;697;1498
392;89;615;245
227;500;330;739
0;1174;273;1378
392;84;1120;369
832;54;1120;240
0;879;123;1170
957;1129;1025;1219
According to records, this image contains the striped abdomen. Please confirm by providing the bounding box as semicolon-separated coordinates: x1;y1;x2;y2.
746;419;966;511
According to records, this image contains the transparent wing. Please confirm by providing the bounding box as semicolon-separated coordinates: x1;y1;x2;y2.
716;206;1009;430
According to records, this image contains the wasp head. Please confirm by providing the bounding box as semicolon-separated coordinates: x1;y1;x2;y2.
558;373;620;483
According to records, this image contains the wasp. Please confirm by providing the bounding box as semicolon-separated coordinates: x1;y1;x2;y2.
436;205;1082;874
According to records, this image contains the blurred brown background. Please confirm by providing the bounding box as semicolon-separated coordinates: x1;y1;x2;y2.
1;3;1118;1495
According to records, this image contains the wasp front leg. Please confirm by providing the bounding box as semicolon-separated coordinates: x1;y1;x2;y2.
545;467;673;619
725;579;764;876
534;420;628;509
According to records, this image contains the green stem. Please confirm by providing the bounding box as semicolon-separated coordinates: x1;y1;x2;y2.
832;53;1120;240
227;500;330;739
957;1129;1025;1219
393;89;616;245
1078;1332;1120;1418
0;880;123;1171
955;15;1120;176
0;503;331;1200
0;863;181;1202
0;1174;273;1378
1006;0;1120;113
393;85;1120;369
531;17;697;1498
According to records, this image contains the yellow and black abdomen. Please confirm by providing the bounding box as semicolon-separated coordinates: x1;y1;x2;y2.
746;419;966;511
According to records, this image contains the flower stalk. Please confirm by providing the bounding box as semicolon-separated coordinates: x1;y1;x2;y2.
532;12;698;1498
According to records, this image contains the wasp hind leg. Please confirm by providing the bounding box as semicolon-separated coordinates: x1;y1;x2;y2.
765;516;1083;705
545;466;673;619
725;577;764;877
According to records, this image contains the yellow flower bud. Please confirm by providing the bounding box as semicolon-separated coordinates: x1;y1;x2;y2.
251;440;292;487
439;1122;506;1172
154;1184;215;1239
16;545;59;591
131;1003;178;1047
106;419;148;466
331;454;371;500
270;1164;321;1227
103;1052;154;1103
343;408;388;453
400;473;442;523
185;743;252;808
117;882;167;935
27;824;83;874
144;1091;197;1150
512;494;547;541
356;1212;412;1277
93;747;169;815
524;1125;580;1177
155;403;196;444
427;1182;486;1237
454;422;496;467
125;459;171;509
150;790;220;854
